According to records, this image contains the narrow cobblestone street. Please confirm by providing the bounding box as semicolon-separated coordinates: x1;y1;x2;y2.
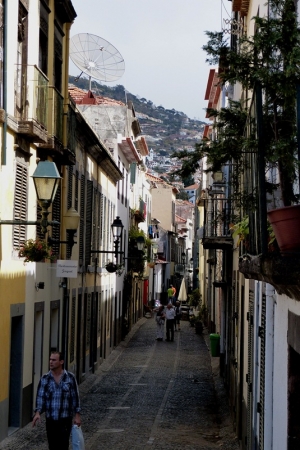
0;318;239;450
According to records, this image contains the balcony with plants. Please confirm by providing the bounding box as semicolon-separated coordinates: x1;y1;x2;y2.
201;0;300;299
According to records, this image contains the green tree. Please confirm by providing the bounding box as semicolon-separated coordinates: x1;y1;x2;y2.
203;0;300;206
173;0;300;207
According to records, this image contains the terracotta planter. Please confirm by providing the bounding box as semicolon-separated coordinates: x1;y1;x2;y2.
268;205;300;254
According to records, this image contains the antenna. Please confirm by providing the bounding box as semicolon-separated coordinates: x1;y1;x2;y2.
69;33;125;90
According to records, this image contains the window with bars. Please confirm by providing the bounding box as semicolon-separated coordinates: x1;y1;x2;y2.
13;162;28;248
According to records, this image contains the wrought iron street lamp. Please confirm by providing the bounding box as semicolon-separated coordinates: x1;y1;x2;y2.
136;235;146;251
0;161;61;235
91;216;125;261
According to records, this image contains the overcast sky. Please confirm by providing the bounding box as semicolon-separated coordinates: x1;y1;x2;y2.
69;0;227;122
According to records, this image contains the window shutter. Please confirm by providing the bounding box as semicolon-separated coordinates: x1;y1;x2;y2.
67;165;73;209
99;193;104;245
66;166;74;258
75;170;79;211
51;184;61;257
36;203;43;239
70;294;76;363
130;163;136;184
13;162;28;247
106;199;110;251
85;180;93;267
96;188;101;249
92;186;98;252
79;174;85;264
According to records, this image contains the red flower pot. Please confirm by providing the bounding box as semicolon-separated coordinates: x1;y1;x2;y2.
268;205;300;254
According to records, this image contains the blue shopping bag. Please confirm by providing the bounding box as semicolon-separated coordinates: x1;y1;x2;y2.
71;424;85;450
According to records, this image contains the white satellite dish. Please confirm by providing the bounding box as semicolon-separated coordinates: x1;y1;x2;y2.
70;33;125;90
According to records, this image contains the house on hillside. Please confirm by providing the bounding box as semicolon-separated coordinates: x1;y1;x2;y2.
184;183;200;205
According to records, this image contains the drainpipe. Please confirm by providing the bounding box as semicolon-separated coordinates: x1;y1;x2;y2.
1;0;7;165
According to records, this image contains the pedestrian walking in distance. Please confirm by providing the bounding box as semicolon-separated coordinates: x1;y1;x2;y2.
167;285;174;304
154;304;165;340
165;302;176;341
32;351;81;450
171;285;177;304
174;301;182;331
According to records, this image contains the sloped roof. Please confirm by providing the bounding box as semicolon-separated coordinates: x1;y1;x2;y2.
184;184;199;190
205;69;221;118
135;136;149;156
68;86;125;106
175;214;186;224
232;0;250;16
146;173;179;194
118;137;142;163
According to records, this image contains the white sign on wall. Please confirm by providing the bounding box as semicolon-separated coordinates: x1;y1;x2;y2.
56;260;78;278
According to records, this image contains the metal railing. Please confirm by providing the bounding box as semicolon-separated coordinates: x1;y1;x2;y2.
30;65;49;127
48;85;63;143
203;196;233;239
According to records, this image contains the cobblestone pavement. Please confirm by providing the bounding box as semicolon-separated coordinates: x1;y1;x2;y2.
0;318;239;450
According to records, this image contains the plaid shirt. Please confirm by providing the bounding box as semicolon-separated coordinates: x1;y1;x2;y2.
35;370;81;420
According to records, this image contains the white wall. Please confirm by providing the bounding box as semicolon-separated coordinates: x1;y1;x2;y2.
272;293;300;450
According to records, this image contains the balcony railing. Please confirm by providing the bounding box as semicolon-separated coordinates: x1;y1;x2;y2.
48;86;63;143
13;65;48;142
33;66;48;128
202;196;233;249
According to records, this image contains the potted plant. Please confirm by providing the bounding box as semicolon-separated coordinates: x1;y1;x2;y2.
230;216;249;247
195;317;203;335
17;238;53;263
188;288;201;308
189;315;196;327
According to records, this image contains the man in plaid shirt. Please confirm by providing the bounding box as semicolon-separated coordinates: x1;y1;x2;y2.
32;351;81;449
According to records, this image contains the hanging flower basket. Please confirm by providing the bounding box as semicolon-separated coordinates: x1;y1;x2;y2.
17;238;53;263
105;262;117;273
105;262;124;276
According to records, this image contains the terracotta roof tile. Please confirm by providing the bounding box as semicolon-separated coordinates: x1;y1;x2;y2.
184;183;199;190
68;85;125;106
